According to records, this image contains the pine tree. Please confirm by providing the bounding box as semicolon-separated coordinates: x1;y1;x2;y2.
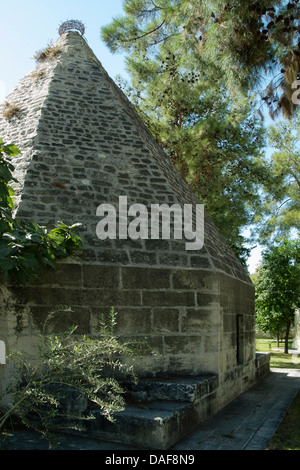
102;0;300;119
254;112;300;244
102;0;275;263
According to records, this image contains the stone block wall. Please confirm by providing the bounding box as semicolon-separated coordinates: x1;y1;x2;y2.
0;260;257;407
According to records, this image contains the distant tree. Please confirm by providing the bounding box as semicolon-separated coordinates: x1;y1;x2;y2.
254;238;300;353
254;113;300;245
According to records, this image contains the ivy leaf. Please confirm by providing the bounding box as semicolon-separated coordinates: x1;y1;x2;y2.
0;139;82;285
2;143;20;157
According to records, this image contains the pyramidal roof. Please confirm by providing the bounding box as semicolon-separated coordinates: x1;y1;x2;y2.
0;28;250;282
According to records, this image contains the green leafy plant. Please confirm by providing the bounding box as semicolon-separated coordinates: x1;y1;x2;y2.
0;308;139;448
0;139;82;284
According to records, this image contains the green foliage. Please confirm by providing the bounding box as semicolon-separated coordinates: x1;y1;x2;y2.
0;139;82;284
254;113;300;244
0;308;139;448
254;238;300;352
102;0;300;119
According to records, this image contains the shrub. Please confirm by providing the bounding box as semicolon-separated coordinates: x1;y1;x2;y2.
33;41;62;62
1;102;21;120
0;139;82;284
0;308;139;448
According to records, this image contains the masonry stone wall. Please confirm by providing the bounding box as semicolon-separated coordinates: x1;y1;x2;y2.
0;260;257;409
0;30;266;413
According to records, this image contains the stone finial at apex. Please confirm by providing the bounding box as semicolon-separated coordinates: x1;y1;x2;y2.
58;20;85;37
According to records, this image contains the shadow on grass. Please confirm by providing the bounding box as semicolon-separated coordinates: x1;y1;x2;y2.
256;339;300;369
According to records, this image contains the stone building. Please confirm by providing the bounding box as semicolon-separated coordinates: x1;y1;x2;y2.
0;24;269;448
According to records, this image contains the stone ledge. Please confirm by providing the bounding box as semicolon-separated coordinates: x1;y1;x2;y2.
62;375;219;449
255;351;270;367
255;351;271;380
121;374;218;403
80;402;197;449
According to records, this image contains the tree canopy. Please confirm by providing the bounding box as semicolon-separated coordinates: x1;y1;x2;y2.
254;112;300;244
102;0;300;119
254;238;300;352
102;1;288;263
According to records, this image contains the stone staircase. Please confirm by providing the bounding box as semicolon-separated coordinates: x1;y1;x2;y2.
65;375;219;449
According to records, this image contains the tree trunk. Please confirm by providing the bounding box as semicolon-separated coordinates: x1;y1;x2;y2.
276;332;279;348
284;320;291;354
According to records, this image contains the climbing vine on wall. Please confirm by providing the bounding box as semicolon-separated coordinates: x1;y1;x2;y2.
0;139;82;284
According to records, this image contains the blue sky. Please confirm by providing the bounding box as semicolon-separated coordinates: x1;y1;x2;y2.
0;0;262;273
0;0;127;97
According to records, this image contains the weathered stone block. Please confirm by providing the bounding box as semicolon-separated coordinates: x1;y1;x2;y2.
114;308;152;334
158;253;187;266
121;267;171;290
142;291;195;307
164;335;202;355
120;335;164;358
197;293;219;307
152;308;180;333
172;269;217;291
96;249;130;265
204;334;220;353
189;256;211;268
34;263;82;286
223;313;236;333
10;286;83;307
82;265;119;289
81;288;142;307
129;251;157;265
191;353;219;375
30;305;91;334
181;308;219;333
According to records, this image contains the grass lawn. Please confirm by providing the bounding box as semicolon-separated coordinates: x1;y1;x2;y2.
256;338;300;450
256;338;300;369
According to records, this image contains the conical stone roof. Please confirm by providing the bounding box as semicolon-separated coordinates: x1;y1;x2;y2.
0;30;250;282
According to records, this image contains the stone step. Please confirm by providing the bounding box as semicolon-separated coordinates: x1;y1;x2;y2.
121;374;218;404
63;375;219;449
72;400;199;450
